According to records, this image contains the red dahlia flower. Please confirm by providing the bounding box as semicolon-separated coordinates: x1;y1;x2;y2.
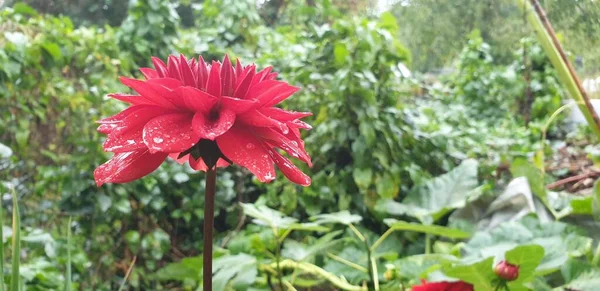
94;54;312;186
411;280;474;291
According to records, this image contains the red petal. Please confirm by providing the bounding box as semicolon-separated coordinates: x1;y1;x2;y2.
206;62;222;97
221;96;258;114
152;57;168;78
177;86;218;113
251;66;273;87
103;126;146;153
270;150;310;186
94;150;168;186
119;77;177;109
97;123;117;134
238;110;289;134
234;59;243;80
245;80;299;106
192;109;236;140
107;93;153;105
169;153;188;164
167;55;182;80
143;113;198;153
189;157;208;171
233;66;255;99
265;72;278;80
259;107;312;121
256;127;312;166
146;77;183;90
221;55;235;96
97;105;164;124
197;56;208;89
216;126;275;183
179;54;196;87
140;68;159;79
288;119;312;130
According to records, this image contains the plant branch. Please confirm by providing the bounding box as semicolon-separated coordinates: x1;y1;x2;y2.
262;260;367;291
326;252;369;273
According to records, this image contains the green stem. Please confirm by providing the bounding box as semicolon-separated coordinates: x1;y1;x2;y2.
326;253;369;273
276;241;284;291
348;224;366;242
10;187;20;291
263;260;367;291
203;168;217;291
516;0;600;139
370;228;394;253
370;257;380;291
65;217;72;291
425;234;431;255
591;243;600;266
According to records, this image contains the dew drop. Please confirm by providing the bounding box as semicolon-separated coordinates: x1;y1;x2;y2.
127;139;135;144
153;137;164;144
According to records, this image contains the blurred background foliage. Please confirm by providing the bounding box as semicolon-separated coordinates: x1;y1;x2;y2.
1;0;600;290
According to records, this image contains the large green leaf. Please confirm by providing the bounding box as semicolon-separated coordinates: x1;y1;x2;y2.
376;159;481;222
155;256;202;281
241;203;297;230
505;245;545;290
383;219;471;239
463;216;591;273
310;211;363;225
510;157;547;201
443;257;496;291
282;230;344;261
213;253;257;291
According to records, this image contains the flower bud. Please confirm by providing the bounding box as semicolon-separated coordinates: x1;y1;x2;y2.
494;260;519;281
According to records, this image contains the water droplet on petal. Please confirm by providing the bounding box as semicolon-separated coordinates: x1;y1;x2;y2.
153;137;164;144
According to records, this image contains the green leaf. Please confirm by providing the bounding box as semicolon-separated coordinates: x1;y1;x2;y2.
240;203;297;230
376;173;399;199
213;253;257;290
12;3;39;16
563;271;600;291
310;211;362;225
155;256;202;281
505;244;544;289
0;143;12;158
333;42;349;66
510;157;547;201
352;168;372;190
41;42;62;61
377;159;481;222
282;230;344;261
383;219;470;239
443;257;496;291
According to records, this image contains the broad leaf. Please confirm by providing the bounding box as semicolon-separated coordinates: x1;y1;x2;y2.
505;244;545;289
376;159;481;222
383;219;470;239
510;157;547;201
443;257;496;291
155;256;202;281
241;203;297;230
213;253;257;291
310;211;363;225
282;230;344;261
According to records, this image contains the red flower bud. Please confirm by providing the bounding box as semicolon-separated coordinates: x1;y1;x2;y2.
494;260;519;281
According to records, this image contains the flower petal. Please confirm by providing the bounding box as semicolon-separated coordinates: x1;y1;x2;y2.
97;105;164;124
167;55;182;80
179;54;196;87
192;109;236;140
197;56;208;90
221;96;258;114
140;68;159;79
216;126;275;183
233;66;255;99
221;54;235;96
206;61;222;97
152;57;168;78
238;110;289;134
189;157;208;171
270;150;310;186
103;126;146;153
94;150;168;186
143;113;198;153
256;127;312;166
246;80;299;106
107;93;154;105
97;123;118;134
119;77;177;108
177;86;218;113
258;107;312;121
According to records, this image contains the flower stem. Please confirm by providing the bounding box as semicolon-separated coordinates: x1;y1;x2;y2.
203;167;217;291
